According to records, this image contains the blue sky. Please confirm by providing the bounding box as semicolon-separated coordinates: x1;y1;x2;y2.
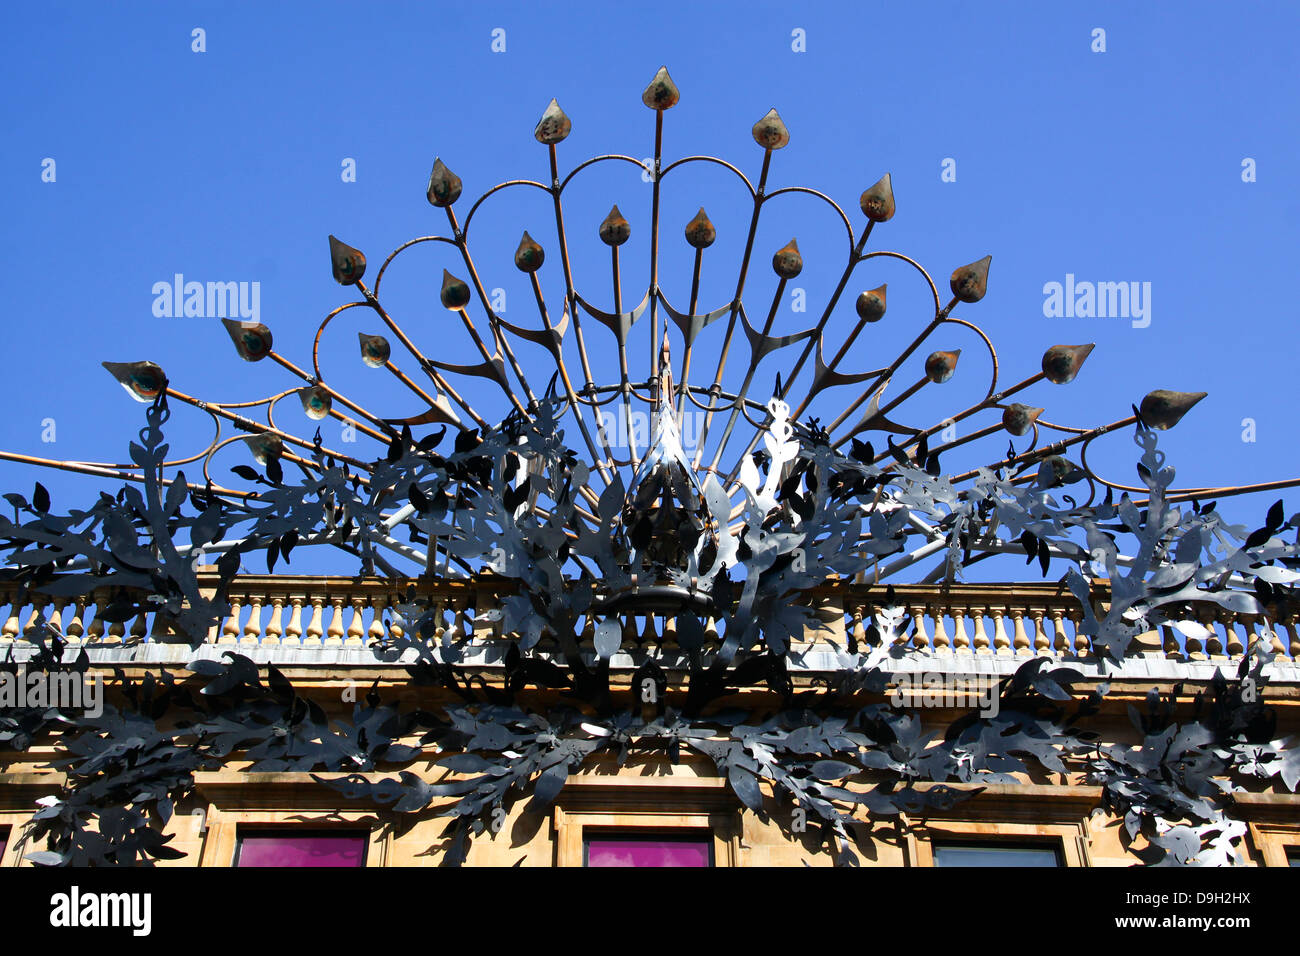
1;1;1297;578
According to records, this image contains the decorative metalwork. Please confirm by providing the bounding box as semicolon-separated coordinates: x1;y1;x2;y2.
2;67;1299;869
6;72;1299;570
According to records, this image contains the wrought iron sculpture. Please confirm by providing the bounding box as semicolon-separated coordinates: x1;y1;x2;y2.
2;67;1299;867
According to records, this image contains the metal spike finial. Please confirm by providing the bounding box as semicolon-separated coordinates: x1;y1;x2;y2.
358;333;391;368
655;330;674;409
859;173;895;222
1037;455;1082;488
426;158;463;207
328;235;366;285
772;238;802;278
102;361;167;403
641;66;680;110
950;255;991;303
533;99;572;145
684;208;716;249
221;318;273;363
440;269;472;310
1042;343;1096;385
1140;390;1207;430
855;283;887;322
514;231;545;272
298;385;332;421
243;434;284;466
1002;403;1044;436
751;108;790;149
924;349;961;384
599;205;631;246
659;331;672;388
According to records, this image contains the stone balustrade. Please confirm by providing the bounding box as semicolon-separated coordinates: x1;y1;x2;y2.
0;574;1295;665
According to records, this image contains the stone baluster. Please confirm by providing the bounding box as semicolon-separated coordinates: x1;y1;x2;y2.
662;615;678;648
850;606;868;649
1200;605;1224;659
1238;614;1258;657
1267;618;1288;657
1283;613;1300;660
324;596;346;647
283;596;304;647
220;595;242;646
1223;611;1245;657
105;604;126;645
908;605;930;652
1044;607;1064;655
453;601;471;642
1068;609;1088;656
66;598;87;644
641;614;660;645
48;599;67;640
367;599;386;646
1183;609;1205;660
704;615;720;646
952;608;971;654
345;597;366;648
1162;624;1181;659
150;609;174;642
991;608;1011;655
1030;608;1050;655
23;598;49;638
2;594;22;644
86;591;107;643
972;607;990;654
1011;608;1032;655
305;596;326;647
127;609;147;643
932;607;951;655
263;596;284;648
241;594;263;646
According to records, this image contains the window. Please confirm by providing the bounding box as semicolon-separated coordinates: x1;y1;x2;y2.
906;797;1094;866
0;826;7;863
551;775;741;866
933;841;1062;867
1237;807;1300;866
584;831;713;867
234;829;368;867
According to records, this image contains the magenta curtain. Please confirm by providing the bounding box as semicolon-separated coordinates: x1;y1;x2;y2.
585;837;711;867
236;833;367;867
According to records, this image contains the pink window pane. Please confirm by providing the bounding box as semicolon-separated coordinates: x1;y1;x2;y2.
585;835;712;867
236;832;367;867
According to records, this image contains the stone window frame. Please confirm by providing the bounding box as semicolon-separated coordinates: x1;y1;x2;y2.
1236;793;1300;866
903;783;1098;867
193;773;389;867
1252;828;1300;867
552;773;742;868
0;772;63;867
